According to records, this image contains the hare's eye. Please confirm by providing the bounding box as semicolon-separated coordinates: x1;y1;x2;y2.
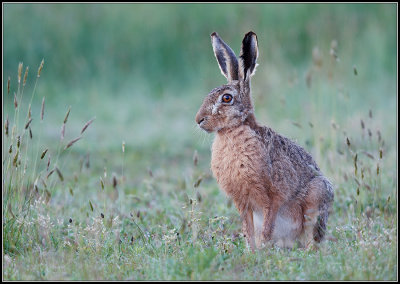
222;94;233;103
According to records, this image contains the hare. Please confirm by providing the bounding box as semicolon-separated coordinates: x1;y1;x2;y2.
195;31;334;250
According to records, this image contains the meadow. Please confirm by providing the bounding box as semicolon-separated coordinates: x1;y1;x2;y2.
3;3;397;280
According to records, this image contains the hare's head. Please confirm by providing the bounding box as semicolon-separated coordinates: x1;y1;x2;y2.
195;31;259;133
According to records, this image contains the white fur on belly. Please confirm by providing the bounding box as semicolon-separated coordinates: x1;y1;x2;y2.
253;211;264;234
272;213;298;240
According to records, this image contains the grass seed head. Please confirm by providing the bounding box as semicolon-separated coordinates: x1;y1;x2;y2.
41;149;48;159
23;66;29;86
81;117;95;134
13;150;19;167
353;65;358;76
306;70;312;89
63;106;71;124
60;124;66;140
29;127;33;139
100;177;104;190
360;119;365;129
14;93;18;109
7;77;10;95
193;150;198;166
47;155;51;171
18;62;23;83
37;59;44;77
64;136;82;150
47;168;55;179
312;46;322;68
5;115;9;136
112;174;118;189
55;166;64;182
41;97;45;121
25;118;33;129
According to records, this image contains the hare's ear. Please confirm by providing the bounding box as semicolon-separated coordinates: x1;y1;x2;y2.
211;32;239;82
239;31;258;81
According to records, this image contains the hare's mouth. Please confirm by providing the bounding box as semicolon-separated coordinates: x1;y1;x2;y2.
197;118;213;133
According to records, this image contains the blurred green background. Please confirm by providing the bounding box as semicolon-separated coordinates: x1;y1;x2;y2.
3;3;397;172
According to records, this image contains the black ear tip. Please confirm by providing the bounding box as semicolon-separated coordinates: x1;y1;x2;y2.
245;31;257;39
211;32;218;37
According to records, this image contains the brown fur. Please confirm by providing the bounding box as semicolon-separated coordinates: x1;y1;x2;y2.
195;32;334;250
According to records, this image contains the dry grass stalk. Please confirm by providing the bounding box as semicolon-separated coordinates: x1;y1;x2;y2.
47;155;51;171
64;136;82;150
354;153;358;175
37;59;44;77
312;46;322;68
292;121;302;128
14;93;18;109
81;117;95;134
306;70;312;89
13;150;19;167
112;174;118;189
23;66;29;86
61;124;66;140
346;137;351;147
5;115;9;136
194;176;202;188
353;65;358;76
25;118;33;129
41;149;48;159
18;62;23;83
28;104;32;119
41;97;45;121
55;166;64;182
363;151;374;160
122;141;125;153
100;177;104;190
193;150;198;166
63;106;71;124
377;130;382;142
47;168;55;179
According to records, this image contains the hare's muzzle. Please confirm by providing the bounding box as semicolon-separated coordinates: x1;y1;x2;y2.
195;110;206;125
196;116;205;126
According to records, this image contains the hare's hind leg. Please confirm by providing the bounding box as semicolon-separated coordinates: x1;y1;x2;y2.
301;176;334;247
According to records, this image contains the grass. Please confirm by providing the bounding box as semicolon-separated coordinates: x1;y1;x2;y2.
2;3;397;281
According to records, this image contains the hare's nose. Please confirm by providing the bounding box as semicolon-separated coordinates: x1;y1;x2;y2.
195;112;206;125
197;117;205;125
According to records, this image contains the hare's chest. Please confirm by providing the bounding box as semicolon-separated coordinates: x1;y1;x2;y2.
211;128;265;195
